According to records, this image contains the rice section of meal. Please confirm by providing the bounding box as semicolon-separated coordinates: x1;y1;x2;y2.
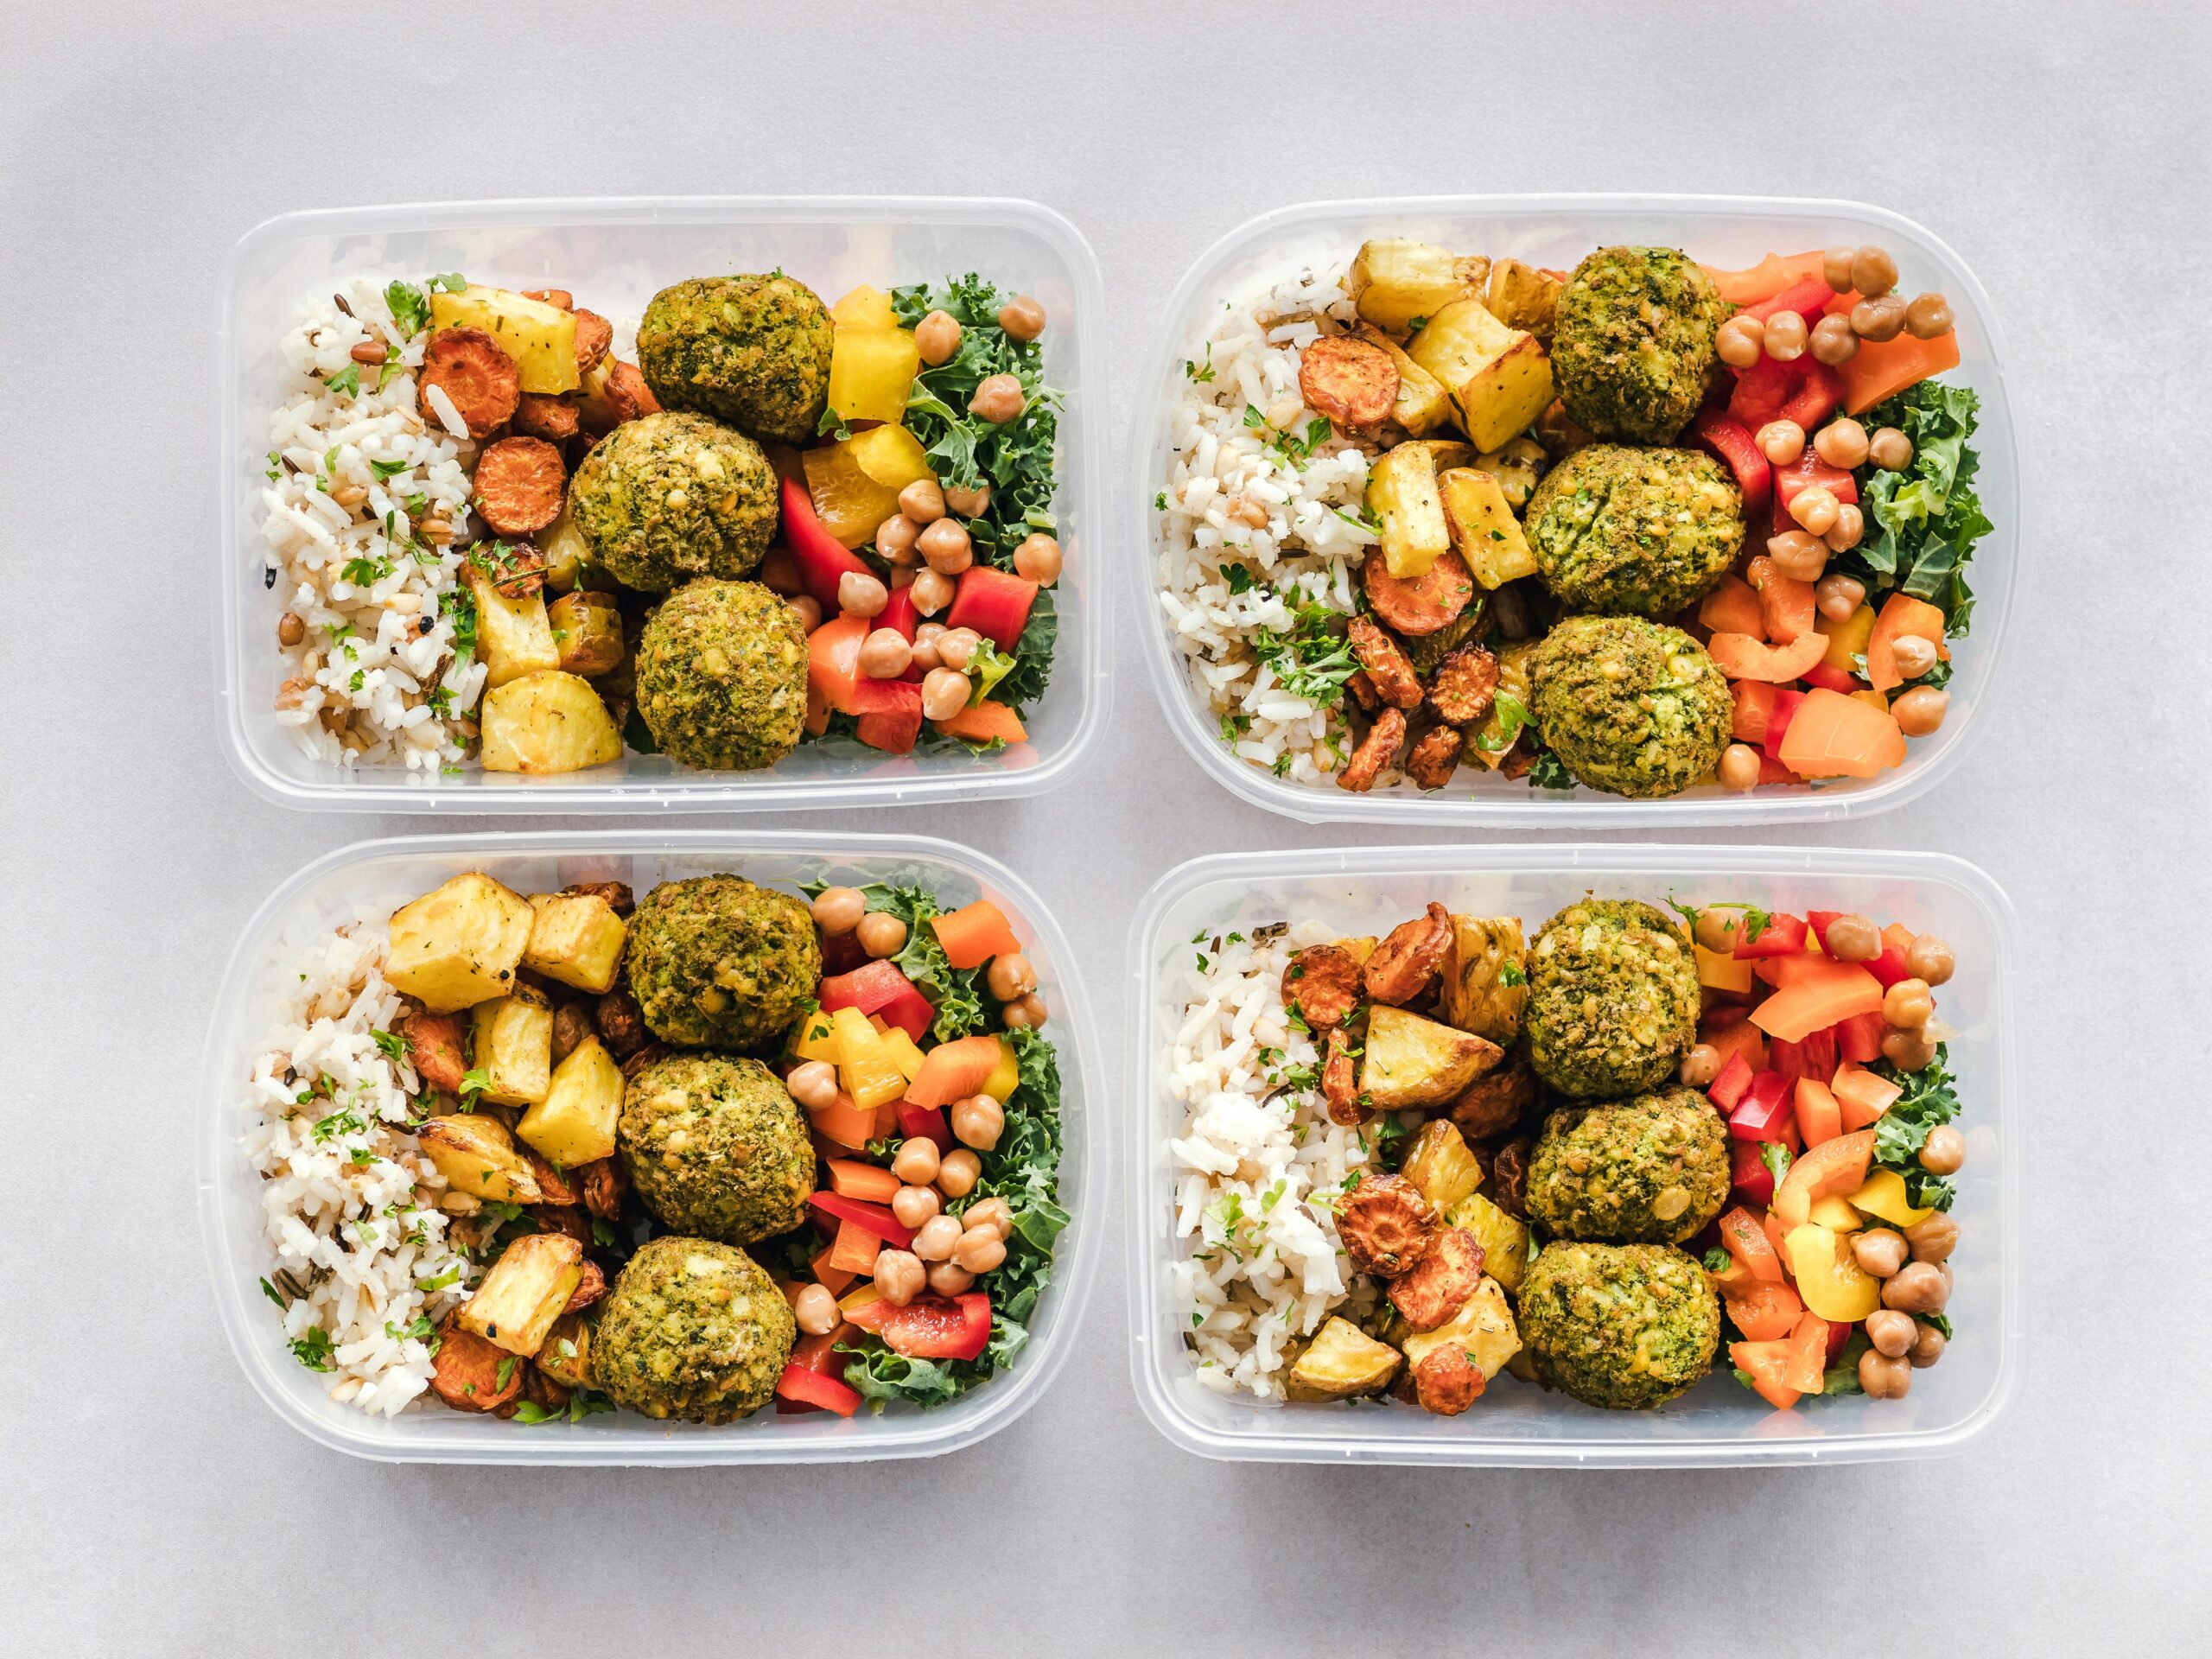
260;278;486;771
1156;269;1378;785
1165;920;1379;1399
240;911;473;1415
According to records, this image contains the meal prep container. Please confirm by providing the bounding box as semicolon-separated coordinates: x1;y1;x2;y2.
217;197;1109;812
1127;843;2021;1467
1129;195;2019;826
200;830;1105;1465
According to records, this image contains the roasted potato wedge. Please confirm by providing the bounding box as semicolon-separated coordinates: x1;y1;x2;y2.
1401;1119;1484;1214
1438;467;1540;591
385;872;534;1012
1363;441;1451;581
1445;1192;1531;1293
1406;297;1554;452
1484;258;1564;343
1348;239;1489;334
1439;915;1530;1045
429;283;581;396
518;1035;622;1167
465;566;560;690
457;1232;584;1357
417;1111;543;1204
537;1311;596;1389
1359;1005;1503;1110
468;985;554;1107
1469;640;1541;772
547;591;624;679
480;671;622;775
1399;1274;1521;1380
1353;324;1453;437
1472;435;1547;510
1285;1314;1402;1401
524;891;627;995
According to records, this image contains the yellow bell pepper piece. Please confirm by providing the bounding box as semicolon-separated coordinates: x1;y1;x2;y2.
790;1007;841;1063
1696;944;1754;993
1822;603;1878;673
1847;1166;1934;1228
830;1007;907;1110
802;425;936;549
981;1035;1020;1104
830;284;898;330
880;1026;928;1085
1783;1224;1883;1320
838;1282;884;1314
1808;1195;1862;1231
828;327;922;425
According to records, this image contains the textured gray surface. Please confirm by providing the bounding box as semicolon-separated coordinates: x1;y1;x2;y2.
3;2;2207;1652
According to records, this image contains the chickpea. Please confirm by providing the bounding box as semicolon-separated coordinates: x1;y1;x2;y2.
1882;1025;1937;1071
1812;416;1870;471
1908;934;1955;986
943;482;990;518
1824;503;1865;553
856;910;908;959
1715;314;1765;368
1851;294;1907;341
921;666;971;722
1849;245;1899;299
277;612;307;647
986;950;1038;1001
1816;572;1867;624
1909;1320;1948;1368
1854;1230;1910;1280
785;1059;840;1111
1880;1261;1948;1314
1763;309;1808;362
1756;419;1807;466
857;626;913;680
838;569;888;619
963;1197;1014;1239
1918;1124;1967;1178
1808;312;1860;365
1680;1043;1723;1087
1891;686;1949;738
810;885;867;936
915;308;963;366
896;477;946;524
787;594;823;633
1694;909;1744;954
910;568;957;618
1822;913;1882;962
912;1214;964;1262
951;1226;1007;1274
1011;992;1048;1029
1789;485;1840;537
995;294;1046;341
792;1283;840;1336
1821;246;1859;291
873;1249;926;1306
1765;530;1828;582
969;372;1026;424
1717;743;1761;792
1884;977;1936;1030
877;514;921;565
936;1148;982;1200
890;1184;942;1230
1013;532;1063;585
1859;1349;1913;1400
950;1092;1006;1152
1891;634;1939;680
1904;1212;1960;1264
1904;292;1953;339
918;517;975;575
927;1262;976;1297
935;627;981;672
891;1136;941;1185
1867;427;1913;472
1866;1308;1916;1357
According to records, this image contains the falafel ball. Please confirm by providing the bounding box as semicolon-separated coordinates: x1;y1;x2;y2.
637;274;834;446
626;874;822;1051
618;1052;813;1243
593;1236;796;1423
1518;1241;1720;1410
1529;615;1732;799
567;410;779;591
1523;897;1701;1098
1551;246;1727;443
633;579;808;772
1526;1086;1731;1243
1523;443;1743;619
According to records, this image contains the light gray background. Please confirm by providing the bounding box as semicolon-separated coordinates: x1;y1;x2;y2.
3;2;2205;1652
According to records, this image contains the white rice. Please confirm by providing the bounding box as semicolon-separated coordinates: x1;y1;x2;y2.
1155;267;1381;785
240;911;475;1415
259;278;486;771
1165;919;1395;1401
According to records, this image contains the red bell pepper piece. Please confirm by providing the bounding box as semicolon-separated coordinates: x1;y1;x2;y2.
1728;1070;1796;1141
944;565;1039;647
1802;661;1859;695
1742;276;1838;329
1703;1001;1749;1031
780;476;876;612
820;959;926;1018
1834;1010;1887;1063
774;1361;861;1417
1732;910;1809;960
1757;753;1797;785
1824;1319;1854;1364
843;1291;992;1361
876;988;933;1043
896;1101;955;1151
1768;1036;1811;1081
1798;1026;1839;1080
1780;362;1844;430
789;1328;851;1376
878;586;918;642
820;928;868;976
1865;938;1915;988
1760;688;1807;761
855;682;925;755
1805;911;1844;950
1773;450;1859;512
1727;356;1797;429
806;1192;915;1250
1708;1051;1754;1111
1691;406;1770;508
849;673;921;717
1729;1136;1777;1207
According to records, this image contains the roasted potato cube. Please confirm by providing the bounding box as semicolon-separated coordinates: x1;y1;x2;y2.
1387;1226;1486;1332
547;591;624;679
1285;1315;1402;1401
1469;640;1540;772
1359;1005;1503;1110
1353;325;1453;437
538;505;590;594
1440;915;1529;1044
1474;435;1547;511
1406;298;1554;452
1439;467;1540;591
1348;239;1489;334
480;671;623;775
1363;442;1451;581
1400;1275;1521;1380
417;1111;543;1204
465;566;560;690
385;872;535;1012
1401;1120;1484;1214
457;1232;584;1357
537;1311;595;1390
469;985;554;1107
429;283;581;396
1406;439;1478;475
1484;258;1563;343
1444;1193;1531;1293
518;1035;622;1166
1336;936;1378;967
524;891;627;994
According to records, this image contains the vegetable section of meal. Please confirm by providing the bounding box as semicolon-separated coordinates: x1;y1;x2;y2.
1156;236;1989;799
1166;892;1967;1416
257;268;1063;779
242;868;1066;1425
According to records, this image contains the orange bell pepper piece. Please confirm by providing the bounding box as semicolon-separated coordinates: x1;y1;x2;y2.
1725;1279;1806;1342
1719;1205;1785;1285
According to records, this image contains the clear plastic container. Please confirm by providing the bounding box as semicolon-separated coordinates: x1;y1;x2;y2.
217;198;1108;812
200;830;1103;1464
1127;843;2021;1466
1128;195;2019;825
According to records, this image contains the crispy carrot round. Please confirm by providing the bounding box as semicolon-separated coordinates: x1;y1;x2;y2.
1299;334;1399;428
572;308;613;375
1362;545;1474;636
512;391;582;443
473;436;568;536
418;326;520;436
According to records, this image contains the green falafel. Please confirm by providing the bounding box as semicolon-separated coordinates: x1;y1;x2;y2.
638;274;834;445
618;1052;813;1244
568;410;779;591
634;579;809;772
1524;443;1744;620
593;1236;796;1423
1526;1086;1731;1243
1523;897;1701;1098
626;874;822;1051
1529;615;1733;799
1518;1241;1720;1410
1551;246;1727;443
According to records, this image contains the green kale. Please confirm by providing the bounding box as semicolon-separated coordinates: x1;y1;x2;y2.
1869;1046;1961;1211
1842;381;1992;633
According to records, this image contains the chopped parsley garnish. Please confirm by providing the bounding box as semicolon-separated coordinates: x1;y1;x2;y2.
340;555;391;588
289;1327;336;1371
371;1028;407;1062
1249;597;1359;709
324;364;360;397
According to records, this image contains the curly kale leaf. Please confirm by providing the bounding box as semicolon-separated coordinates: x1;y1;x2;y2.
1841;381;1991;634
1869;1046;1961;1211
